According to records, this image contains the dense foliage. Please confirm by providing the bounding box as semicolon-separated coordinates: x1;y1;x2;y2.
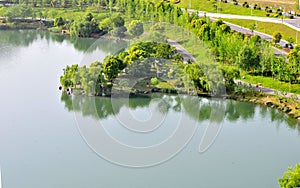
128;20;144;37
60;42;181;95
70;12;100;37
3;0;300;93
278;163;300;188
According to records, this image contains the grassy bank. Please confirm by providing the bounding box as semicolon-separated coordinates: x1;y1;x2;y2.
241;74;300;94
231;91;300;120
0;20;46;30
243;0;297;13
176;0;266;16
223;18;297;41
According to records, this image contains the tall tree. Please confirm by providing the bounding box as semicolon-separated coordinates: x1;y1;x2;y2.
272;32;282;44
128;20;144;37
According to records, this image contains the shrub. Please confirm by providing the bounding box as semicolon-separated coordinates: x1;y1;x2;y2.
272;32;282;44
54;17;65;27
150;77;159;85
278;163;300;188
48;27;61;33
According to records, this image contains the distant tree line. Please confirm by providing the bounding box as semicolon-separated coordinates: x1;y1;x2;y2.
3;0;300;91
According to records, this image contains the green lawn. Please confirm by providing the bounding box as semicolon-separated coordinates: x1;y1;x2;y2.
241;73;300;94
176;0;266;16
38;7;109;20
244;0;298;13
145;22;300;95
223;18;298;42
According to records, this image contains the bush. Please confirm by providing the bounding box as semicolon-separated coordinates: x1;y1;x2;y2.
274;14;279;18
48;27;62;33
278;163;300;188
150;77;159;85
54;17;65;27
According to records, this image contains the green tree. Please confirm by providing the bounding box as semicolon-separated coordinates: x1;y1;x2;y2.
60;64;79;89
259;43;273;76
273;32;282;44
47;9;58;19
54;17;65;27
184;63;208;91
150;77;159;85
111;26;127;38
70;13;100;37
198;23;210;41
249;23;257;34
236;44;260;73
221;66;240;92
103;55;124;80
111;14;125;27
4;5;33;21
99;17;113;31
287;37;295;45
278;163;300;188
128;20;144;37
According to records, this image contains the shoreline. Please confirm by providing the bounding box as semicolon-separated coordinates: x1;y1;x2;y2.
1;24;296;120
64;87;300;121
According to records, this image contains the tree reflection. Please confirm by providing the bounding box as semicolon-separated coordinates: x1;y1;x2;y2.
60;94;300;133
0;30;128;52
225;100;255;121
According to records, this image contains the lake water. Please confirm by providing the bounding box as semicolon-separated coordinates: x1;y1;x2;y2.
0;30;300;188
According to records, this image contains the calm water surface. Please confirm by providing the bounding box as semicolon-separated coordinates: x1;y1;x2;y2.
0;30;300;188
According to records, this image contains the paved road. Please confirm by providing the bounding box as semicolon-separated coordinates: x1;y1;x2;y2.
223;21;289;55
186;9;290;55
188;9;300;32
168;39;300;100
235;80;300;100
167;39;196;64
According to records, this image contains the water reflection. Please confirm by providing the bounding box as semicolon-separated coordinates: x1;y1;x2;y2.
0;30;128;53
60;93;300;133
